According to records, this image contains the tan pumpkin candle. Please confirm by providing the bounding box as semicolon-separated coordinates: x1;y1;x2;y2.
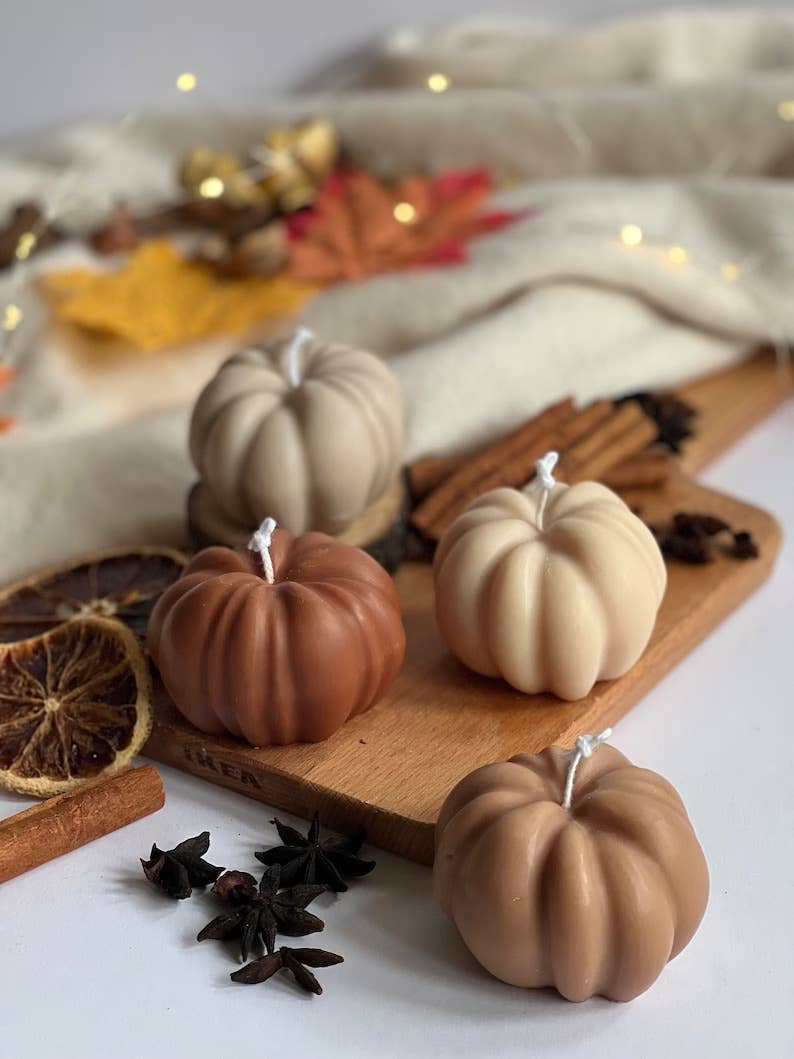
434;732;709;1002
189;328;403;537
433;451;666;700
147;519;405;747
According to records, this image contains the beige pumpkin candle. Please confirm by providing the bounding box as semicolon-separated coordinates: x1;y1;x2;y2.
433;451;666;700
433;731;709;1002
189;328;403;537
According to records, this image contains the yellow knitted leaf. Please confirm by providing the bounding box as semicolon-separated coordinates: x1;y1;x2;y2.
41;240;315;352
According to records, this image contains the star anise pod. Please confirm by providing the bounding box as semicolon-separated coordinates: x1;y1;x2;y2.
140;831;224;899
230;946;344;996
255;813;375;893
197;864;325;960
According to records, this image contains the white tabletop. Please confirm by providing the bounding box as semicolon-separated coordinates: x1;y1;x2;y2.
1;402;792;1059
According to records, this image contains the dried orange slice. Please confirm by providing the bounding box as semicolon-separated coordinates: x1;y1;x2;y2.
0;617;152;796
0;546;186;644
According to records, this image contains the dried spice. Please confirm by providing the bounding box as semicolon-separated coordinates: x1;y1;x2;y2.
141;831;223;900
0;617;152;797
198;864;325;960
230;946;344;996
411;398;665;542
286;167;527;284
617;392;698;453
255;813;375;892
41;240;315;352
132;811;356;998
0;546;186;643
732;531;759;560
650;512;759;564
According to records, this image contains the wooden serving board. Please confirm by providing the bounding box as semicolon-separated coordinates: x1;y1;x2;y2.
144;351;790;865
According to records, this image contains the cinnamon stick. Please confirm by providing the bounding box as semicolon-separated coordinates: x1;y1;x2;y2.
407;453;467;502
412;398;575;534
601;449;672;491
0;765;164;884
557;401;657;483
425;400;615;539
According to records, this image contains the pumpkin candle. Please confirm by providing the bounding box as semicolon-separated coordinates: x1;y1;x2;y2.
433;450;666;700
189;328;404;538
147;519;406;747
433;732;709;1002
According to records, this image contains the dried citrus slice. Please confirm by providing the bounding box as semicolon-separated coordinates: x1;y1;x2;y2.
0;546;187;644
0;617;152;796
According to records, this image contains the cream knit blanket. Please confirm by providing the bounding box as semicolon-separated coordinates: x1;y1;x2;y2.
2;9;793;580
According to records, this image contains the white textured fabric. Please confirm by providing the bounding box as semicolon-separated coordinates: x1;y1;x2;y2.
2;9;794;580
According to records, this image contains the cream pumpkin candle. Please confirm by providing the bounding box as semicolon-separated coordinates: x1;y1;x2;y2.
433;451;666;700
189;328;404;538
147;518;406;747
433;731;709;1002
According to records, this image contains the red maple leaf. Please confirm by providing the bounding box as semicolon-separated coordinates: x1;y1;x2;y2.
286;168;529;283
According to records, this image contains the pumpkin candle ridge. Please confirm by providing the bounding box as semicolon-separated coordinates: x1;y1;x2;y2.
433;739;709;1003
147;528;406;747
189;329;404;537
433;453;666;700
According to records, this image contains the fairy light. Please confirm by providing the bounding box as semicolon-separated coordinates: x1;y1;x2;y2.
2;305;22;332
776;100;794;122
393;201;417;224
176;72;197;93
14;232;37;261
427;72;450;93
620;223;643;247
198;176;225;199
666;245;689;265
721;261;740;282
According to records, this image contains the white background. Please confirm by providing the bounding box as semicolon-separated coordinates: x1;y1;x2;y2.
1;0;793;140
1;401;793;1058
1;3;793;1055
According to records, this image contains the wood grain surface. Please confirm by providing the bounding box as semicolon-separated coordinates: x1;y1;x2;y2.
679;348;791;472
144;351;788;865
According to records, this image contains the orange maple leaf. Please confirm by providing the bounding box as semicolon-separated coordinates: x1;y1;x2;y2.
286;168;527;284
0;416;17;436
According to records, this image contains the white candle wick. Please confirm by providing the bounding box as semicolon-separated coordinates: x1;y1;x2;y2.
561;728;612;811
529;450;559;531
248;516;277;584
283;326;314;389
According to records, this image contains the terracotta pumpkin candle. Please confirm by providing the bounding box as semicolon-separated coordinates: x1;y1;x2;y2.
189;328;404;537
147;518;406;746
433;452;666;700
434;731;709;1002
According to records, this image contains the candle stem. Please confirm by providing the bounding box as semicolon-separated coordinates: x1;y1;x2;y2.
528;450;559;532
248;516;277;584
283;326;314;389
561;728;612;811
